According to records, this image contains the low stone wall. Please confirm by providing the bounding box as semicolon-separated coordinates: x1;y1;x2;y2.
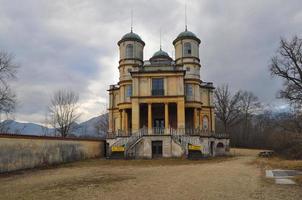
0;134;105;173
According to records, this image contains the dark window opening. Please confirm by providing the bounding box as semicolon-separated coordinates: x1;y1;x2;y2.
152;78;164;96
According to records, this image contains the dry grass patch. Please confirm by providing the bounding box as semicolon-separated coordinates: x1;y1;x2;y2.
61;156;234;168
253;157;302;171
230;148;266;157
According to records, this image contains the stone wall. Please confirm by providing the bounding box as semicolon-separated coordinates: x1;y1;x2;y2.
0;134;105;173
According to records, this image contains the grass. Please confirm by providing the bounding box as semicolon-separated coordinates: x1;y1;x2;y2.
253;157;302;171
0;156;234;179
252;156;302;186
60;155;234;168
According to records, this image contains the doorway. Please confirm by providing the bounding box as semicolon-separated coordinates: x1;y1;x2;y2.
210;141;215;156
152;141;163;158
154;119;164;134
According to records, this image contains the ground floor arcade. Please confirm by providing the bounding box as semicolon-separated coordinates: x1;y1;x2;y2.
111;101;214;136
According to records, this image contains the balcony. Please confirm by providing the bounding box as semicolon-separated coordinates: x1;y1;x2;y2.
107;128;229;139
151;89;164;96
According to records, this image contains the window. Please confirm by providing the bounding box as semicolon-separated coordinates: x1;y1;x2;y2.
126;44;134;58
186;67;190;71
185;84;193;97
125;85;132;98
152;78;164;96
184;42;192;56
203;116;209;130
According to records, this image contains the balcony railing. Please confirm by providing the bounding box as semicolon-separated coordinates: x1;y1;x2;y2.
107;128;229;139
151;89;164;96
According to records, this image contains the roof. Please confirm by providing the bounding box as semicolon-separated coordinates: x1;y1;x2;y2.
173;29;201;45
118;31;145;46
152;49;170;58
149;49;173;65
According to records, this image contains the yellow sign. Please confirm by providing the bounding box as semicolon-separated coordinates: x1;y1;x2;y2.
111;146;125;152
188;144;202;151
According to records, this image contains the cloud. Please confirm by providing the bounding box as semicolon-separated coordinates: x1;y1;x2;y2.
0;0;301;123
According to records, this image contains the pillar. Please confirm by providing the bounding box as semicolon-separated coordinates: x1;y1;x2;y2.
177;100;185;130
125;110;128;134
148;103;152;134
108;111;113;133
122;109;126;132
132;100;140;134
194;108;198;129
119;111;122;131
165;103;169;134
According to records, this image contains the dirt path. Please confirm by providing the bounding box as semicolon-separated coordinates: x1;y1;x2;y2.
0;149;301;200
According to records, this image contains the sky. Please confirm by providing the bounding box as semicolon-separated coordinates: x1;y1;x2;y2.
0;0;301;123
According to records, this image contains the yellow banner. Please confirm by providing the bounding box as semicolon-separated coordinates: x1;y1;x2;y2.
188;144;201;151
111;146;125;152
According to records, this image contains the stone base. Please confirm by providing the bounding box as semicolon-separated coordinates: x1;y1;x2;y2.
107;135;230;159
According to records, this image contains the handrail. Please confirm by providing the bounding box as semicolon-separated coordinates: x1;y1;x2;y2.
108;128;229;139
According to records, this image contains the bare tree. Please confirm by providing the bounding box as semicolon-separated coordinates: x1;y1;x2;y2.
240;91;261;141
49;89;80;137
0;51;18;132
0;52;17;116
270;36;302;105
214;84;242;134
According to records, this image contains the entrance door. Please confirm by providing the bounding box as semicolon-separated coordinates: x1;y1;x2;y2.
154;119;164;134
152;141;163;158
210;141;214;156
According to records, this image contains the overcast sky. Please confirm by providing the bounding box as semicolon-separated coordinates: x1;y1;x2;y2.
0;0;301;123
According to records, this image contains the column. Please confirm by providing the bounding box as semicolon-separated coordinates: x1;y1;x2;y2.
148;103;152;134
132;100;140;134
125;110;128;134
165;103;169;134
177;100;185;131
194;108;198;129
108;111;113;133
119;111;122;131
122;109;126;133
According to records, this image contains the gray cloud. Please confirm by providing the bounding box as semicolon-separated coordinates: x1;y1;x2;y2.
0;0;301;123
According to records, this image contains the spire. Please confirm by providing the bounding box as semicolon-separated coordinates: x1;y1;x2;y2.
131;9;133;32
185;0;188;31
160;28;162;50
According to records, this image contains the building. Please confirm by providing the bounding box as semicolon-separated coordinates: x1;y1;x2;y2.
107;27;230;159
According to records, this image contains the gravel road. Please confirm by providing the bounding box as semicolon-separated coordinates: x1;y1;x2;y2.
0;149;301;200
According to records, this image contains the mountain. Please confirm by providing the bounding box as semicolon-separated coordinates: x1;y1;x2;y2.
0;120;53;135
0;114;107;138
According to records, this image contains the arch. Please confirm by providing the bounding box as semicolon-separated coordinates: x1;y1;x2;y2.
126;44;134;58
183;42;192;56
202;115;209;130
217;142;224;148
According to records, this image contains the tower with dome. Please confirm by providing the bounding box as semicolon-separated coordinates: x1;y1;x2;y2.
107;27;230;159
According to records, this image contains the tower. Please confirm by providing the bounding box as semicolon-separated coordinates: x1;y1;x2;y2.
117;31;145;81
173;28;201;79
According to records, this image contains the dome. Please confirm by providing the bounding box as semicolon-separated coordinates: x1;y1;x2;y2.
118;31;145;45
173;29;201;45
149;49;173;65
152;49;170;58
177;30;197;38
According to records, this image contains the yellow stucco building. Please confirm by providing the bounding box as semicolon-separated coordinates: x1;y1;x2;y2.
107;28;229;159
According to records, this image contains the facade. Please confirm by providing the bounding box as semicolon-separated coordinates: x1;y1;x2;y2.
107;28;230;159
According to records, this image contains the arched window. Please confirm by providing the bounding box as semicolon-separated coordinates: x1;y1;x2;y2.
126;44;134;58
217;142;224;148
203;116;208;130
184;42;192;56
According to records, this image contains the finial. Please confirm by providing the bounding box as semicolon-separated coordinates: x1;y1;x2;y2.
131;9;133;32
160;28;162;50
185;0;188;31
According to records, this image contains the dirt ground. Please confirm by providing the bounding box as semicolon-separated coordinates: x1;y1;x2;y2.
0;149;301;200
